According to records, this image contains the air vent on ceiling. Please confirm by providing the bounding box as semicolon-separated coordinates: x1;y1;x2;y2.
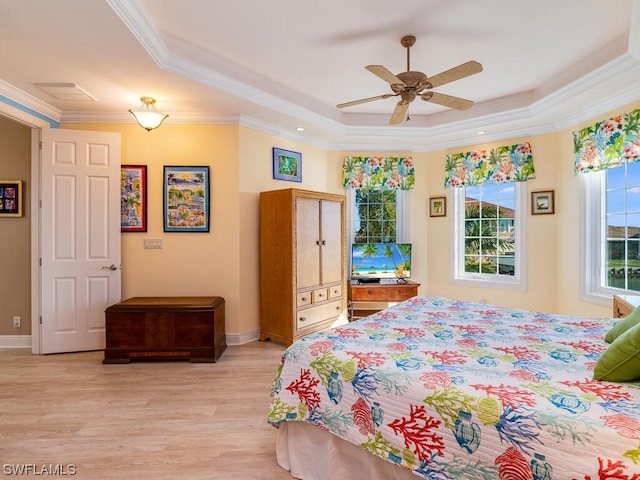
34;83;97;101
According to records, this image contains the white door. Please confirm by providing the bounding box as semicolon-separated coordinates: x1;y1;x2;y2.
39;128;121;354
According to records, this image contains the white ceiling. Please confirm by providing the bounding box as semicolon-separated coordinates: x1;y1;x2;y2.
0;0;639;151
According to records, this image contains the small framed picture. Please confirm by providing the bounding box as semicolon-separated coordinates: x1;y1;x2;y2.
0;180;23;217
429;196;446;217
531;190;555;215
120;165;147;232
273;147;302;182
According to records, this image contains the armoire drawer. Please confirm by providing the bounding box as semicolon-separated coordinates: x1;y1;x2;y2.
312;288;328;303
328;285;342;299
296;301;342;329
296;292;313;307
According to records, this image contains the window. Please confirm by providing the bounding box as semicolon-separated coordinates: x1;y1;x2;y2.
582;162;640;299
452;183;526;288
353;189;397;243
347;189;409;245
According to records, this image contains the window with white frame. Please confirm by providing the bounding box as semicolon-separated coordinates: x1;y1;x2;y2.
347;189;409;245
576;108;640;302
445;143;534;289
582;162;640;298
342;156;414;246
452;182;526;288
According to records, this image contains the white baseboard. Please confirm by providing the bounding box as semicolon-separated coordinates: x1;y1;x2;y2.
225;328;260;346
0;332;262;349
0;335;31;349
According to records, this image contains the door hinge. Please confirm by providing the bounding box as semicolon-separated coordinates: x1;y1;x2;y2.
39;258;42;266
39;316;42;325
39;141;42;150
39;199;42;208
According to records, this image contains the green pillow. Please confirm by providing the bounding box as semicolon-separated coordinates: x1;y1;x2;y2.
605;306;640;343
594;322;640;382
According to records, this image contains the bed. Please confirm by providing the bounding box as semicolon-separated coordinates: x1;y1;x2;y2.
267;295;640;479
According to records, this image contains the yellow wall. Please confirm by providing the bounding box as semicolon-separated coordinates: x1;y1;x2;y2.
556;99;640;316
63;123;247;334
236;126;336;340
5;98;639;341
332;99;639;317
0;116;31;335
61;123;339;342
419;134;563;313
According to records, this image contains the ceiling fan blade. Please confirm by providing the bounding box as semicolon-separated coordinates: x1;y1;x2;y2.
422;91;474;110
336;94;395;109
426;61;483;88
365;65;404;85
389;101;409;125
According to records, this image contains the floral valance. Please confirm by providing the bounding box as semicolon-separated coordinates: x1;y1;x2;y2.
444;142;535;188
573;109;640;174
343;156;414;190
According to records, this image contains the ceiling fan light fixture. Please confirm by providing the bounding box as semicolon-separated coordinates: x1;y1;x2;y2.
336;35;482;125
128;96;169;131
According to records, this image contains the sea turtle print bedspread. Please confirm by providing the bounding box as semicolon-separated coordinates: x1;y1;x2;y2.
268;296;640;479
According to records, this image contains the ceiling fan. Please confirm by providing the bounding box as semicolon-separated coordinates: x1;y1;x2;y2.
337;35;483;125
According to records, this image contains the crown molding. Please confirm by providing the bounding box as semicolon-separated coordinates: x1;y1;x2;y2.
0;79;61;122
2;0;639;153
59;111;241;126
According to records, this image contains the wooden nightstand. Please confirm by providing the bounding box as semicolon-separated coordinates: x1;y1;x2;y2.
348;280;420;321
613;294;640;318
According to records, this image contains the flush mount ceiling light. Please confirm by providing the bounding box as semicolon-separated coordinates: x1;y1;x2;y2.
128;96;169;131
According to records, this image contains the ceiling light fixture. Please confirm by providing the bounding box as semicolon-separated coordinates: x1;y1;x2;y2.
128;96;169;131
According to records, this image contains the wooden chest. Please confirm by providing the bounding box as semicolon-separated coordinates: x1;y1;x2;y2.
103;296;226;363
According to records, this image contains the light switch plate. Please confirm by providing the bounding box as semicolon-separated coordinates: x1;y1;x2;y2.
144;238;163;249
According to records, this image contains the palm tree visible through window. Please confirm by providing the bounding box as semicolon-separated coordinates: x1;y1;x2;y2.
463;184;516;276
354;189;396;244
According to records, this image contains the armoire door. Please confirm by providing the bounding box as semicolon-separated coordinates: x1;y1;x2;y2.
296;197;321;289
320;199;343;284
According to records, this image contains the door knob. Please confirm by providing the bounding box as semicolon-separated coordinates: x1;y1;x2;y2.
102;264;118;271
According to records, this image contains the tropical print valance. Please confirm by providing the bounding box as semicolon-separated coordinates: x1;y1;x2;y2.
343;156;415;190
573;109;640;174
444;142;535;188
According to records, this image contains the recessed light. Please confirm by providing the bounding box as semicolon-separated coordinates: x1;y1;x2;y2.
296;127;305;132
477;130;486;135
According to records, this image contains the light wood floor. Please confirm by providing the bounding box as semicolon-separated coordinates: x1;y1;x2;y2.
0;341;296;480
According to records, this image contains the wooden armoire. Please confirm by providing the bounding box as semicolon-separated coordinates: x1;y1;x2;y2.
259;188;346;345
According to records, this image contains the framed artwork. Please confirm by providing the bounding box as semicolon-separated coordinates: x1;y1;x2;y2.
163;166;210;232
273;147;302;182
531;190;555;215
120;165;147;232
429;196;446;217
0;180;22;217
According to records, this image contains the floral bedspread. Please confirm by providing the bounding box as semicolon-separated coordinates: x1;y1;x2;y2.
268;296;640;479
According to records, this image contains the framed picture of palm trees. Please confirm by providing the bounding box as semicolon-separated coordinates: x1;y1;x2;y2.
163;166;210;232
120;166;147;232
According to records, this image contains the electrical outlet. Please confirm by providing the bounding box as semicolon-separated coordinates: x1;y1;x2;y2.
13;316;21;329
